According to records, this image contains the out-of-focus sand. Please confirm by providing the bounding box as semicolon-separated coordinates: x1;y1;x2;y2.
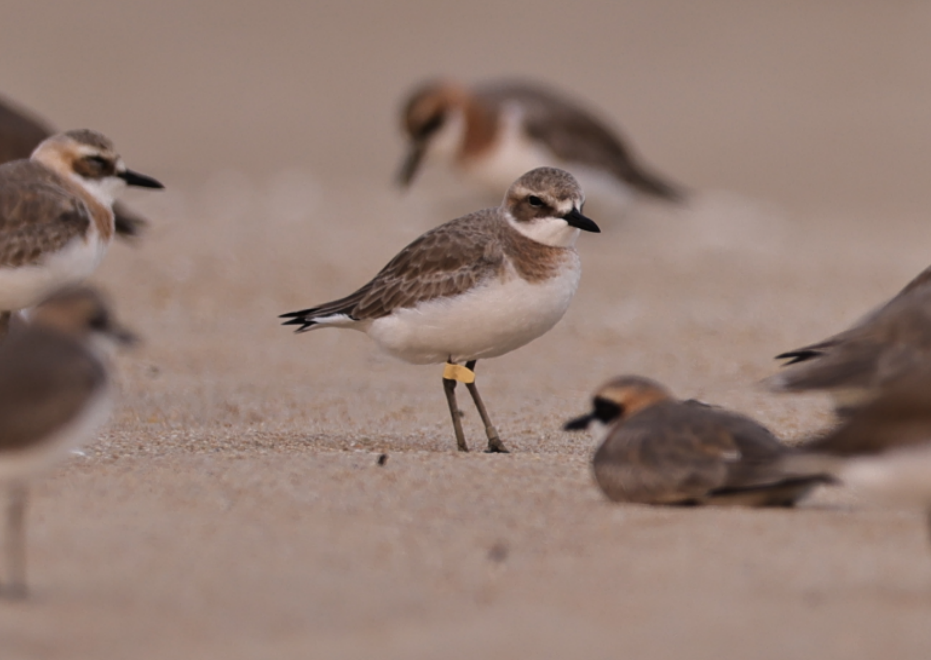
2;2;931;659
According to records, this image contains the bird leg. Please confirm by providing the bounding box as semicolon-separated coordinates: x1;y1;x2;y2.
4;483;27;599
926;508;931;552
464;361;509;454
0;311;10;343
443;369;469;452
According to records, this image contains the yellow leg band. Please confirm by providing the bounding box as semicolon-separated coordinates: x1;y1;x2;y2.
443;363;475;384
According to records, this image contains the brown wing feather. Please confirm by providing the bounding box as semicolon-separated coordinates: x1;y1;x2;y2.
0;326;105;452
476;82;685;202
0;161;92;268
282;211;506;328
774;284;931;391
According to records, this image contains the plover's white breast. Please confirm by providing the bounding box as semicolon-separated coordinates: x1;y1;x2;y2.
367;254;581;364
0;224;107;310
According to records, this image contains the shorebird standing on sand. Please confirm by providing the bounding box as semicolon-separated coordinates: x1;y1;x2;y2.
0;286;134;598
565;375;830;506
768;263;931;414
0;129;163;339
397;78;685;206
0;95;152;238
282;167;600;453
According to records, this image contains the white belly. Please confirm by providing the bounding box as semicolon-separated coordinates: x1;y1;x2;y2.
0;230;107;311
366;261;581;364
840;443;931;508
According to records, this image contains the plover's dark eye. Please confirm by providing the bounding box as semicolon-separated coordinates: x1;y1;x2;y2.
528;196;544;207
74;154;115;179
417;113;445;139
89;310;109;331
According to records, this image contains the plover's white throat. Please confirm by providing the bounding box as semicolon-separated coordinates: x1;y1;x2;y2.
397;78;686;205
565;375;830;506
282;167;600;453
0;97;151;238
0;129;163;337
769;263;931;413
0;286;134;598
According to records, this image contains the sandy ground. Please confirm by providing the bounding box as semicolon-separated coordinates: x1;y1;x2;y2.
2;2;931;659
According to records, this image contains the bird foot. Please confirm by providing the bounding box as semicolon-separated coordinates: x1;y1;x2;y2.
484;438;509;453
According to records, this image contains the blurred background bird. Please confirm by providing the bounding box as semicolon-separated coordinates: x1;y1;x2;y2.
769;263;931;415
0;93;151;239
783;369;931;549
0;129;163;339
0;286;134;598
565;375;830;506
397;78;686;212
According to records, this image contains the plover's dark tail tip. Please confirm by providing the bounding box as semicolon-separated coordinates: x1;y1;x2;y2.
279;315;318;333
774;349;823;365
278;309;310;319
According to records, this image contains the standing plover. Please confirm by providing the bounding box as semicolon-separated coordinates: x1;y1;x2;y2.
0;96;150;238
782;370;931;546
565;375;829;506
769;263;931;412
281;167;599;453
397;78;685;204
0;286;134;598
0;129;163;337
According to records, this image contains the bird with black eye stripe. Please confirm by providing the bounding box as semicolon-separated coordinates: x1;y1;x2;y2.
565;375;831;506
397;78;687;207
0;94;154;238
0;129;163;339
282;167;599;453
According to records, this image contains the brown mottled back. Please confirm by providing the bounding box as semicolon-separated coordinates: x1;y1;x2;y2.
0;160;93;268
309;205;572;323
